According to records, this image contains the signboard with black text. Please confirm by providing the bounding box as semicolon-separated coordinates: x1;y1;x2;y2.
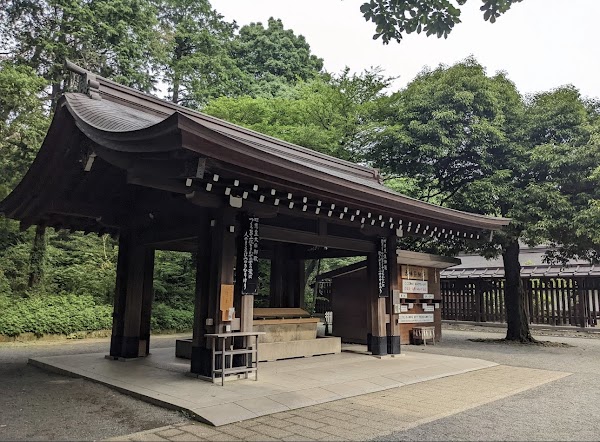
377;237;389;297
241;216;259;295
398;313;434;324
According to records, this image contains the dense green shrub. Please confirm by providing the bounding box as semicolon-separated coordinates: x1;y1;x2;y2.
0;294;193;337
151;303;193;332
0;294;113;336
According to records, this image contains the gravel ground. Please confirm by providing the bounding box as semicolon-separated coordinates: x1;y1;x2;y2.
376;327;600;441
2;327;599;441
0;335;189;441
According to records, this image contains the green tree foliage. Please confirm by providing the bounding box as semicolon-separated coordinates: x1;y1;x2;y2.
0;0;163;97
0;61;49;198
157;0;247;107
1;0;163;288
231;17;324;97
153;250;196;310
360;0;523;44
368;58;600;341
369;58;522;204
205;68;393;160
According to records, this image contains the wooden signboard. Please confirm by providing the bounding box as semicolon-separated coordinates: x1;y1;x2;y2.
401;265;428;280
220;284;234;321
241;216;259;295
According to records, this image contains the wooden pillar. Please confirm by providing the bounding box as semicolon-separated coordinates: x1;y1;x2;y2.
387;235;401;354
139;249;155;357
190;209;237;375
109;230;153;359
269;244;284;308
367;251;387;355
190;219;212;376
296;259;306;310
284;247;305;308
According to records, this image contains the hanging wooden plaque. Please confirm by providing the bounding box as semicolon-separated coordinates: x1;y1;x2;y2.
241;216;259;295
377;237;389;297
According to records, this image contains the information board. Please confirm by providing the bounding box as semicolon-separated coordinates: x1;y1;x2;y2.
398;313;434;324
401;280;429;294
241;216;259;295
377;237;389;297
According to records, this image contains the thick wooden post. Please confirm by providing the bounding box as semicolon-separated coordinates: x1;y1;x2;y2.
109;230;153;359
190;219;212;376
284;247;305;308
387;235;400;354
190;209;237;375
367;251;387;355
269;244;284;307
139;249;155;356
109;232;129;358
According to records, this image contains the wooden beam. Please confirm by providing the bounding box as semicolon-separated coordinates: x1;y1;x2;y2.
260;225;375;253
293;248;366;259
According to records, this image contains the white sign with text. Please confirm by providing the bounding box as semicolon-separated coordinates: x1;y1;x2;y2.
401;280;429;294
398;313;434;324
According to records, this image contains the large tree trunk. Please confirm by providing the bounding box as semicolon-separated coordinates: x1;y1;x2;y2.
27;225;46;289
503;240;533;342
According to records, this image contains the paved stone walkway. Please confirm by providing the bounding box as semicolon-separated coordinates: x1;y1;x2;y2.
30;347;496;426
108;365;569;441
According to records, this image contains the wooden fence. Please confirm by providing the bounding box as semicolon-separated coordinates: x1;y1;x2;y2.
314;281;332;315
441;277;600;327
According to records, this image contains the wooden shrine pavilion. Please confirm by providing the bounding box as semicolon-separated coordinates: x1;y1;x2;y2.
0;62;509;379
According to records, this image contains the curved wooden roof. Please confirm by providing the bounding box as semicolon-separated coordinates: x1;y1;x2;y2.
0;63;509;237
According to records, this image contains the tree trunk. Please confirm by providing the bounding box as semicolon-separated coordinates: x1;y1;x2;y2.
171;77;180;104
503;240;533;342
27;225;47;289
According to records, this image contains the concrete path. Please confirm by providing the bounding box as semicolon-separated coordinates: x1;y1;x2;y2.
108;364;568;441
29;347;495;426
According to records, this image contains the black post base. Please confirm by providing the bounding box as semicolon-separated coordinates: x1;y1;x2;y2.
109;335;142;359
387;335;401;355
190;346;212;377
366;333;372;352
371;335;388;356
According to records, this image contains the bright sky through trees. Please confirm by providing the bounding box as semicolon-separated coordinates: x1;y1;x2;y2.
211;0;600;99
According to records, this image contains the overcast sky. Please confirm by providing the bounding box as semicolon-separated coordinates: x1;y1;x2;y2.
211;0;600;99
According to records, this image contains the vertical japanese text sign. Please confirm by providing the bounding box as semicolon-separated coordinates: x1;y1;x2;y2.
378;237;389;297
241;216;259;295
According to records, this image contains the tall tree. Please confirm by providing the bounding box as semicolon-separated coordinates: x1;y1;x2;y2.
367;59;600;342
204;68;392;160
1;0;162;99
157;0;247;107
360;0;523;44
1;0;162;288
231;17;324;97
